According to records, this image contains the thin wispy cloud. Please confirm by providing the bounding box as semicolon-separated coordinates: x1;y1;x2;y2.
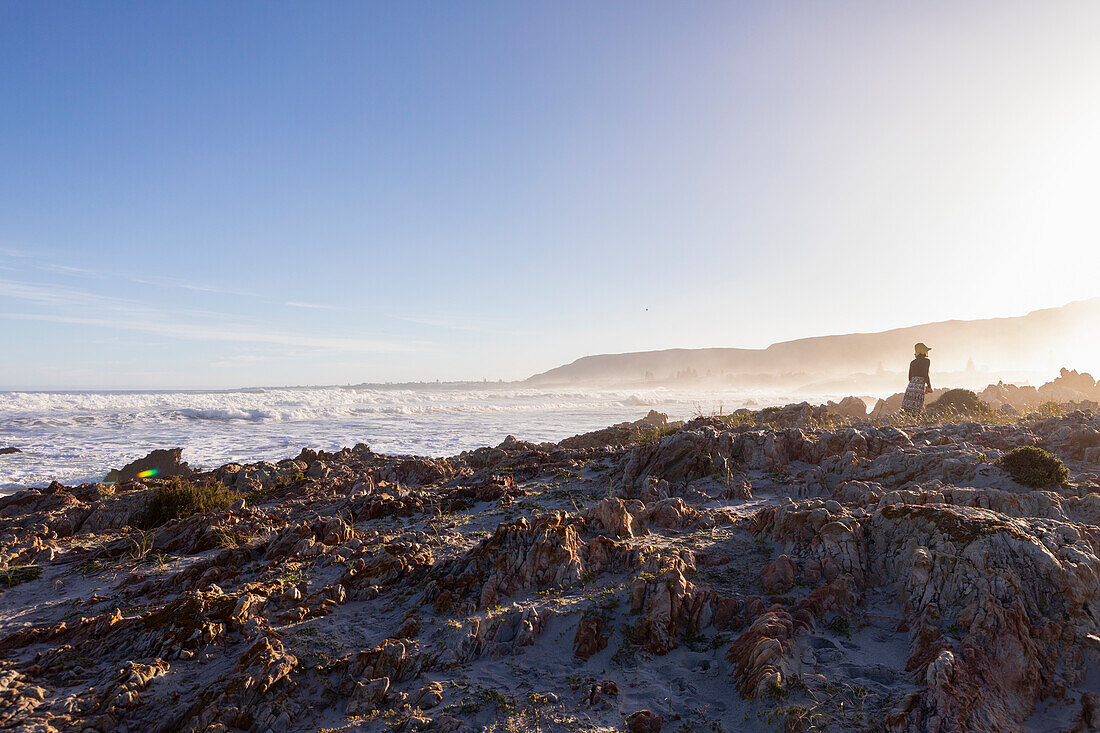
0;278;418;354
392;314;484;333
0;246;35;259
3;247;352;311
30;260;266;299
0;312;417;353
126;274;265;299
0;279;267;324
285;301;351;311
0;278;139;309
34;262;114;279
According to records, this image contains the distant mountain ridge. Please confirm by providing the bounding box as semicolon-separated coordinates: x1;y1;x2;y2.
526;298;1100;387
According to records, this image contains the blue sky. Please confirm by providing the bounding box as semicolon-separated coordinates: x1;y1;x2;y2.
2;2;1099;388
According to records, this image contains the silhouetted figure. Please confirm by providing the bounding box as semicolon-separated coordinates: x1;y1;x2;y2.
901;343;933;414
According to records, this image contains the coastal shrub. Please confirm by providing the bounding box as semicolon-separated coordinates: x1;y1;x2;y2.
823;614;851;637
756;406;783;421
137;477;242;528
724;409;756;427
998;446;1068;488
1036;401;1064;418
0;565;42;588
632;424;679;444
927;389;990;418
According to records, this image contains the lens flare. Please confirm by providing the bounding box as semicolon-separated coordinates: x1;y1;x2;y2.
137;468;160;479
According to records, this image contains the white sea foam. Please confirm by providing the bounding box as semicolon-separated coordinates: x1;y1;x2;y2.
0;384;807;493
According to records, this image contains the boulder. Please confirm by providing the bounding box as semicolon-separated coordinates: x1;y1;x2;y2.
113;448;194;483
573;613;609;659
625;710;664;733
346;677;389;715
760;555;796;595
584;679;619;709
584;497;646;538
826;396;868;420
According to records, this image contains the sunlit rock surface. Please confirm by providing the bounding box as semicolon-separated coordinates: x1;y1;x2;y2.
2;405;1100;731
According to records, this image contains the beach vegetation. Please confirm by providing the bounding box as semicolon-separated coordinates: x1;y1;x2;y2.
274;471;305;489
633;424;679;444
136;477;243;529
611;623;639;668
0;565;42;588
1034;401;1065;418
278;566;309;586
722;409;757;428
927;389;991;418
763;468;790;485
77;557;112;576
998;446;1068;488
588;583;622;611
126;530;156;562
823;614;851;637
213;528;251;548
445;687;562;732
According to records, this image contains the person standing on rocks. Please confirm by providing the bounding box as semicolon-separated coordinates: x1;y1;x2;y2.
901;343;933;414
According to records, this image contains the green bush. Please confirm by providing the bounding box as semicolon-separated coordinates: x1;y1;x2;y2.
1036;401;1064;418
928;389;990;417
823;614;851;636
632;424;679;444
0;565;42;588
998;446;1069;488
137;477;243;529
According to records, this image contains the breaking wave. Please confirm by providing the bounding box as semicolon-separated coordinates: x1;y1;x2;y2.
0;384;797;493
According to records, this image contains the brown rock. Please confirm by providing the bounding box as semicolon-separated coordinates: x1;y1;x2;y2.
721;477;753;501
584;497;645;538
114;448;194;483
625;710;664;733
584;679;619;709
727;607;805;698
573;613;609;659
631;554;715;654
411;680;444;709
760;555;796;595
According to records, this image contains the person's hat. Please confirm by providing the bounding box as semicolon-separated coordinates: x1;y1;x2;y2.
914;342;931;355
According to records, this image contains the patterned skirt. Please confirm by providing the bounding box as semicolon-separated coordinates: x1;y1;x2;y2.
901;376;927;413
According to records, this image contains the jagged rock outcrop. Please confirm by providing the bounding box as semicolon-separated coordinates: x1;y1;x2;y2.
583;497;646;538
573;613;610;659
3;404;1100;731
446;603;553;663
113;448;195;483
630;553;715;654
727;607;807;698
874;502;1100;731
560;410;681;449
427;513;633;613
826;396;869;420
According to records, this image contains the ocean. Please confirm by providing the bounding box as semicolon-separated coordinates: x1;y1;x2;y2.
0;383;812;493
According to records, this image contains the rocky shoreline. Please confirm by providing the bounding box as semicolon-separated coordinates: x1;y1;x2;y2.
2;399;1100;732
